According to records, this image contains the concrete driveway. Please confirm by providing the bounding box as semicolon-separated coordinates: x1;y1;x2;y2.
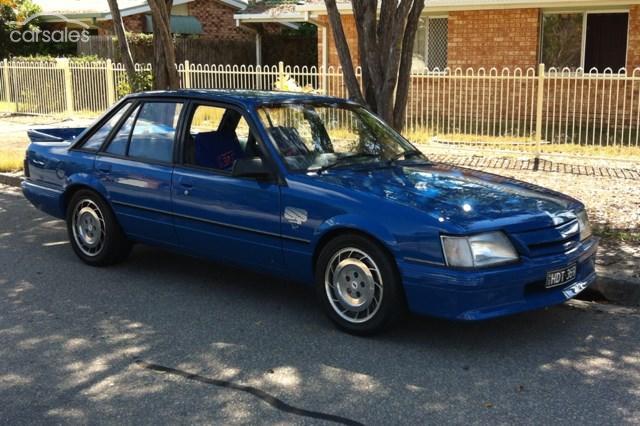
1;185;639;425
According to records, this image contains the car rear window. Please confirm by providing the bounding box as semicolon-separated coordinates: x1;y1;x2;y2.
128;102;183;163
81;102;131;151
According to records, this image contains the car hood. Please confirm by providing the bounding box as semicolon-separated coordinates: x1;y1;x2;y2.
305;162;582;232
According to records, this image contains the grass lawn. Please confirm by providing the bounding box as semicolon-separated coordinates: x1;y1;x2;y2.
0;149;24;172
0;122;28;172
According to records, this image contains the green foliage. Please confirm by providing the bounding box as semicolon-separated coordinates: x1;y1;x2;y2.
541;14;583;69
281;22;317;37
0;0;78;58
8;54;101;62
116;69;153;97
125;32;154;47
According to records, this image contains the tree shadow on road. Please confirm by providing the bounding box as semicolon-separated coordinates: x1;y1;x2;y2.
1;189;639;424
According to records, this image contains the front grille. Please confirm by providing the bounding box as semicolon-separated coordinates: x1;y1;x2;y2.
512;219;581;258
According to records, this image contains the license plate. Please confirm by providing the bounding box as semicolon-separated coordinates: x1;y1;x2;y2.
545;264;577;288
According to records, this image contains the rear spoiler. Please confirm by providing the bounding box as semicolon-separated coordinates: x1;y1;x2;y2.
27;127;86;143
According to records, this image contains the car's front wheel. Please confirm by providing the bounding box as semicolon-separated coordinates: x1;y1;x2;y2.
66;189;131;266
315;234;405;335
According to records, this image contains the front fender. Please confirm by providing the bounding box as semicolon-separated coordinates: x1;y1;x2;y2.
312;213;398;251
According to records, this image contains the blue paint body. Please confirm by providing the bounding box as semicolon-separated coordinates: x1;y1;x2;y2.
21;90;598;321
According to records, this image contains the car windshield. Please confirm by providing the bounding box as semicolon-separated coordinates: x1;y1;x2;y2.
257;103;420;172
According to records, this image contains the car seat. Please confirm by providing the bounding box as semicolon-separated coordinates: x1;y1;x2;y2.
194;130;244;170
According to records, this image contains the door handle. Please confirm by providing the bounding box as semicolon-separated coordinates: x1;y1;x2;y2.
178;179;194;188
97;164;112;173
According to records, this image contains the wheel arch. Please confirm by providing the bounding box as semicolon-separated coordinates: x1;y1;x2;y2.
61;182;110;218
312;226;400;280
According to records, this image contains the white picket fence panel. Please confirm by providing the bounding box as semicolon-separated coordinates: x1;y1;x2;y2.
1;59;639;150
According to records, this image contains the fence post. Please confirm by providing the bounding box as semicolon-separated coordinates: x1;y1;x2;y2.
278;61;285;85
58;58;74;116
534;63;545;169
183;60;191;89
2;59;12;106
105;59;115;105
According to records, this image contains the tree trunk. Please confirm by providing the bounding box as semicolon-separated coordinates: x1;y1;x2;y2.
393;0;425;129
105;0;137;90
324;0;364;105
147;0;179;90
324;0;425;131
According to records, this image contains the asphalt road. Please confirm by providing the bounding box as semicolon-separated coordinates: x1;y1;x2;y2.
1;185;639;425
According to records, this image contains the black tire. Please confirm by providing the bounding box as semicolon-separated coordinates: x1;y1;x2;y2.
66;189;131;266
315;233;406;335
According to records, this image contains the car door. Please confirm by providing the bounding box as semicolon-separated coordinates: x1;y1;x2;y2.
95;99;184;247
171;102;283;272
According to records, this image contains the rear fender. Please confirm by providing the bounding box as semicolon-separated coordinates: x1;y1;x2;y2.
61;173;110;216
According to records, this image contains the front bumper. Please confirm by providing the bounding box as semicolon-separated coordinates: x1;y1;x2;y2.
399;236;598;321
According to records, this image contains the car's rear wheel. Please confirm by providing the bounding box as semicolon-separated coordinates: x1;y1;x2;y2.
315;234;405;335
66;189;131;266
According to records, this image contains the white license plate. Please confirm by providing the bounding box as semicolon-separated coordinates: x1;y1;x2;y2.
545;264;577;288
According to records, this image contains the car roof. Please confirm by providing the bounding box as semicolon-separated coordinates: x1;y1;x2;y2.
125;89;356;107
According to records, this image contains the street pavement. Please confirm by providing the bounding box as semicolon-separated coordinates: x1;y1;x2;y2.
1;185;639;425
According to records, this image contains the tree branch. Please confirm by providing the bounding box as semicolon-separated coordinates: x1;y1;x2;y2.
105;0;136;90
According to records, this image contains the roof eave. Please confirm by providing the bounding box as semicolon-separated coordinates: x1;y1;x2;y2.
100;0;245;20
297;0;634;14
234;11;309;24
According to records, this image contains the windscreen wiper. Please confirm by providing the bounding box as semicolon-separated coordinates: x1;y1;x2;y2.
387;149;425;166
315;153;380;174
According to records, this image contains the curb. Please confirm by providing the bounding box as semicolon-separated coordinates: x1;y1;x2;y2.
566;299;640;316
0;173;23;187
593;274;640;307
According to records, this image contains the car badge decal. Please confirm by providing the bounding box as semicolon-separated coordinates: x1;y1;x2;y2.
284;207;308;228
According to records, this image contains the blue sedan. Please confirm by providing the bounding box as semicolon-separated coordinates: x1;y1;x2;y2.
22;90;598;334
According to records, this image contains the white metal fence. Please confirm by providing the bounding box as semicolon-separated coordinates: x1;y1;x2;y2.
1;59;639;156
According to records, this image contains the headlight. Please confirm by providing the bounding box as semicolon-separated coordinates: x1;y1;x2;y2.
576;210;592;241
441;231;519;268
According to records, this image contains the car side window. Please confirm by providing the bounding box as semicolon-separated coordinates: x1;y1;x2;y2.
105;104;140;156
128;102;183;163
81;102;131;151
184;104;259;171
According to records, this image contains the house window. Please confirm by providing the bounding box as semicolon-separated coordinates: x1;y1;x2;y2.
541;12;629;72
413;17;448;72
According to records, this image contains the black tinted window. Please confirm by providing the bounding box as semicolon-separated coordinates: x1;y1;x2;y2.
82;102;130;150
128;102;183;163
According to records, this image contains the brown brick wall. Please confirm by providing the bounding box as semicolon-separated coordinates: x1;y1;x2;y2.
98;0;257;41
319;9;540;70
448;9;540;70
98;13;146;35
317;14;359;68
628;5;640;69
122;14;146;33
188;0;253;41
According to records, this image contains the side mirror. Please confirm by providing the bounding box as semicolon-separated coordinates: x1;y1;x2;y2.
231;157;272;179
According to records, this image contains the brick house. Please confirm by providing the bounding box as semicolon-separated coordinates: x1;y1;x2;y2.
34;0;256;40
236;0;640;72
32;0;313;64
